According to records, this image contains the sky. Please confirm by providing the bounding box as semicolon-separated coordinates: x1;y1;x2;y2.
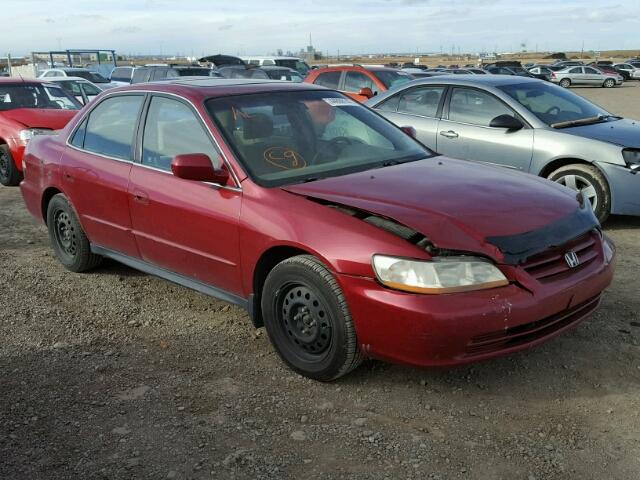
3;0;640;57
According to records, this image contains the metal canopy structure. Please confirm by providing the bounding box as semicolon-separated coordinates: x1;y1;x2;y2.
31;49;117;77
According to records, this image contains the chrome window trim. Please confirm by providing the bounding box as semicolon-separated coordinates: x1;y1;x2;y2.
65;89;243;190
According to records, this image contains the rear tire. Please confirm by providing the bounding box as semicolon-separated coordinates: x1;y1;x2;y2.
548;164;611;223
0;145;22;187
46;194;102;272
603;78;615;88
559;78;571;88
261;255;363;381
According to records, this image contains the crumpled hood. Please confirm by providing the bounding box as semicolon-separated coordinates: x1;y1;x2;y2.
1;108;77;130
284;157;589;262
561;118;640;148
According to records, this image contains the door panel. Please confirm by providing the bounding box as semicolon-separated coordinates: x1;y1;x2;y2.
61;94;145;257
128;167;243;294
438;87;533;170
127;95;243;295
62;148;138;256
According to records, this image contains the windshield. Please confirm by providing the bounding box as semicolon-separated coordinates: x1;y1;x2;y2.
372;70;413;89
497;82;610;126
177;68;213;77
0;84;82;111
206;90;430;187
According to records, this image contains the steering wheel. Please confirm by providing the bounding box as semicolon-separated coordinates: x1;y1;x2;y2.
311;136;363;164
544;106;561;116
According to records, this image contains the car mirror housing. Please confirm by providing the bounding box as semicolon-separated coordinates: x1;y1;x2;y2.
358;87;374;99
489;114;524;131
171;154;229;184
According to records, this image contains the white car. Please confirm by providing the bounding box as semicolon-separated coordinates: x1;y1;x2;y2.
38;68;118;90
613;63;640;80
44;77;102;104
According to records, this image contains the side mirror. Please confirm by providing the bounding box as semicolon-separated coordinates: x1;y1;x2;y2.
358;87;374;99
400;126;417;138
489;114;524;131
171;153;229;184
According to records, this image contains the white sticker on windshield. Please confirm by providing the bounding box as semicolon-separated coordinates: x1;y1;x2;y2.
322;98;358;107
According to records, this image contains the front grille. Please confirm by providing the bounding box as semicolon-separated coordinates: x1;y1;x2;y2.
464;295;600;357
521;232;599;282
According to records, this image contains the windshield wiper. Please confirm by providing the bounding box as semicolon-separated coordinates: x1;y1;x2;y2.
380;155;425;168
551;114;620;129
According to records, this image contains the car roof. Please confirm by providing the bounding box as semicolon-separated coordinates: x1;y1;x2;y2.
46;76;93;82
0;77;52;86
366;75;543;105
259;66;298;72
108;77;327;100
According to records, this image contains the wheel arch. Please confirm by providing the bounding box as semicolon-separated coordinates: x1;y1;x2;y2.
538;157;600;179
250;245;320;328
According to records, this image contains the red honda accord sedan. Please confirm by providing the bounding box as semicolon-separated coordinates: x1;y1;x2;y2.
20;78;615;381
0;78;81;186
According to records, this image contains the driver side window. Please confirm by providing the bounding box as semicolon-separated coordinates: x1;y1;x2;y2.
142;96;222;172
448;88;513;127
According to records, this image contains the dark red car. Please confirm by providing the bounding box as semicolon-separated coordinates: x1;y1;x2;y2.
20;78;615;381
0;78;81;186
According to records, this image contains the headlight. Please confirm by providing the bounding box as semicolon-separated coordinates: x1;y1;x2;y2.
19;128;54;144
622;148;640;167
372;255;508;294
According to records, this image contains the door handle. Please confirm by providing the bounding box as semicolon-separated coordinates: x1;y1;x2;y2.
132;190;149;205
439;130;459;139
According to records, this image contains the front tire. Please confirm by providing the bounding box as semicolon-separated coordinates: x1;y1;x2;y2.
548;164;611;223
46;194;102;272
559;78;571;88
0;145;22;187
261;255;363;381
603;78;615;88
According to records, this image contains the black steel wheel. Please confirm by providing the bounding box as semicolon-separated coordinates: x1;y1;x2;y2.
46;194;102;272
0;145;22;186
261;255;363;381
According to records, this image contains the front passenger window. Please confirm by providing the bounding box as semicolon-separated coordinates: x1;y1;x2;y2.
448;88;513;127
142;96;222;172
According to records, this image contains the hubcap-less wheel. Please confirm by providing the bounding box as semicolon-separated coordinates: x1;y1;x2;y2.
554;174;598;211
53;209;78;257
279;284;332;357
0;150;8;180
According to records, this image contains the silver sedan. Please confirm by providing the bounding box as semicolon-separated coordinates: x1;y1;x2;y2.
550;66;623;88
366;75;640;222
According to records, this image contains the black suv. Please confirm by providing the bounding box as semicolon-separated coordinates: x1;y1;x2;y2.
130;65;220;84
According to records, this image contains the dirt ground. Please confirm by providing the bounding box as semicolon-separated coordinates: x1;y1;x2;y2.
2;86;640;480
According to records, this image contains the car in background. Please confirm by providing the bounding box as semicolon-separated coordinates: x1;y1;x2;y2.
19;78;614;380
0;78;81;186
402;63;428;70
130;65;220;84
260;66;304;82
38;68;117;90
304;65;413;102
485;62;537;78
612;63;640;80
216;65;270;79
367;75;640;222
551;66;623;88
402;68;451;78
109;66;139;86
242;56;311;77
527;65;555;81
552;60;584;69
588;62;631;80
45;77;102;104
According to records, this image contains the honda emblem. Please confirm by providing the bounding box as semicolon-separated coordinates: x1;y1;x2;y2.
564;251;580;268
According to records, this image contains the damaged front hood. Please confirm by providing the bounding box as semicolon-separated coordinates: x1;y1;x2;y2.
284;157;597;263
1;108;77;130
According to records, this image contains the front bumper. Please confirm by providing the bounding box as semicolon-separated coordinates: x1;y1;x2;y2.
337;244;615;368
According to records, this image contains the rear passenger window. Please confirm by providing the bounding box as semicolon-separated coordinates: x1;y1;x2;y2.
131;69;149;84
397;86;444;118
313;71;341;89
141;96;222;172
110;67;131;82
70;118;88;148
83;95;144;160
